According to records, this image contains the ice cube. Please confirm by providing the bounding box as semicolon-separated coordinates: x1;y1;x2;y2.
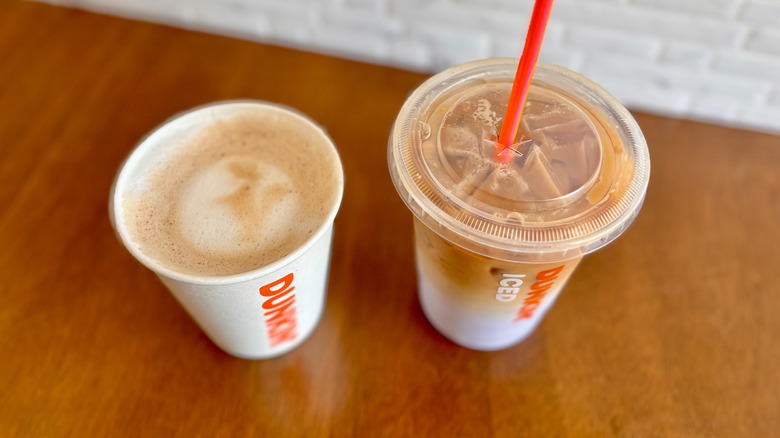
521;110;568;132
475;164;533;206
453;162;495;198
536;119;600;193
519;145;564;200
440;126;483;175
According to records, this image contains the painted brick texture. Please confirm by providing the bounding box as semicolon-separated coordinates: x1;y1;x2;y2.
39;0;780;134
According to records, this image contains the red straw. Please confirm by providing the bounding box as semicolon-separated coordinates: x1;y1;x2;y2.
496;0;555;162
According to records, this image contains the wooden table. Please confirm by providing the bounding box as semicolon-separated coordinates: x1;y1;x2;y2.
3;2;779;436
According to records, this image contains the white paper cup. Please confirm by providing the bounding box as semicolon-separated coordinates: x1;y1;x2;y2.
110;101;344;359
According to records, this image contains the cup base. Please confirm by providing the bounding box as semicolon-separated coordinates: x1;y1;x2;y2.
417;273;556;351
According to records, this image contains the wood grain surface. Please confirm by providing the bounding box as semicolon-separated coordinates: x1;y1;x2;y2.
2;1;779;436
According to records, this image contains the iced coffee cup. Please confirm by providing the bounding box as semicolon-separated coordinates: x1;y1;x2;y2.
388;59;650;350
110;101;344;359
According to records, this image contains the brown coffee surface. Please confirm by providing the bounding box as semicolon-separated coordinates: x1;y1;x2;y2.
122;106;342;276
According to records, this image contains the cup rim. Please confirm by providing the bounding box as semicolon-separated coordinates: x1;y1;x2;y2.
388;59;650;262
109;100;344;285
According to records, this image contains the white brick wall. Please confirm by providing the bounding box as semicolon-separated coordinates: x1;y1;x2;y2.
633;0;742;18
740;0;780;26
746;28;780;57
38;0;780;134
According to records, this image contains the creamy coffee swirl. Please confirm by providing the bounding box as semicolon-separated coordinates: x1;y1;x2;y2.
122;105;342;276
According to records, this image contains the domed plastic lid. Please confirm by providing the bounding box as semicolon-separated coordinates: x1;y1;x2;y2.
388;59;650;262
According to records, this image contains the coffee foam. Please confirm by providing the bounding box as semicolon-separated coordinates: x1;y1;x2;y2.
122;106;341;276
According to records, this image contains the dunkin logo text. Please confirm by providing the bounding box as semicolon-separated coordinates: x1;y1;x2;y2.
515;265;565;321
258;273;299;347
495;274;526;302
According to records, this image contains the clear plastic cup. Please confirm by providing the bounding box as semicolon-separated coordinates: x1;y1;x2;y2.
388;59;650;350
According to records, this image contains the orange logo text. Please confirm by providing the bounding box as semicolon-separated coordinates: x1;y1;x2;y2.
515;265;565;321
259;273;298;347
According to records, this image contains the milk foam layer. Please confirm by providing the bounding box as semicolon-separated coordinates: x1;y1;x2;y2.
122;107;342;276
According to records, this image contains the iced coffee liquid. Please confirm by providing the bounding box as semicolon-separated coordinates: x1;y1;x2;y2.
389;60;649;350
121;104;342;277
419;81;628;348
